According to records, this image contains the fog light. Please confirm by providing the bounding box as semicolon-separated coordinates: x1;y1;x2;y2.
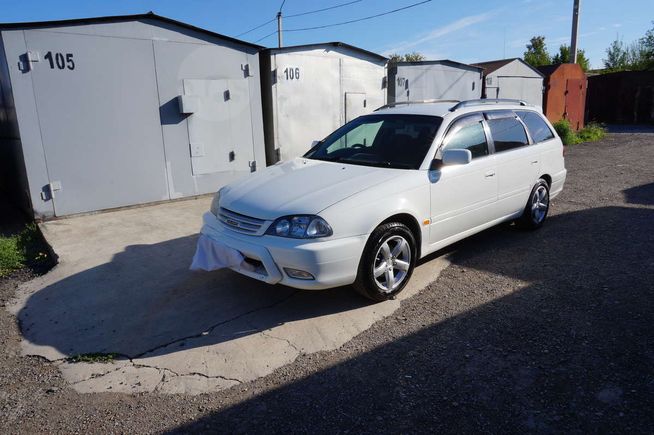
284;268;315;280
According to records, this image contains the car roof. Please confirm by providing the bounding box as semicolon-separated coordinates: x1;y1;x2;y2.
373;100;542;118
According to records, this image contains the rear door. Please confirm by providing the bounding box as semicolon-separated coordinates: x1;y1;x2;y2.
429;113;498;245
485;111;539;216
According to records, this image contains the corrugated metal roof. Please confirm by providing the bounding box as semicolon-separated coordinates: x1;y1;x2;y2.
0;12;263;50
265;42;387;62
472;58;516;74
472;58;544;77
393;59;483;72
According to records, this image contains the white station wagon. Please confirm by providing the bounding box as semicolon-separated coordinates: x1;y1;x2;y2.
192;99;566;301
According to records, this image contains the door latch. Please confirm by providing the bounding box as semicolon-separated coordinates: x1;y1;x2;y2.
43;180;62;199
249;161;257;172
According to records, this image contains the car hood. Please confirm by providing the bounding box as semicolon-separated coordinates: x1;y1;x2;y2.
220;158;403;220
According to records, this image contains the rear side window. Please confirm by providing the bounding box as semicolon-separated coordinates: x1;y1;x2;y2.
517;111;554;143
487;117;529;152
443;115;489;159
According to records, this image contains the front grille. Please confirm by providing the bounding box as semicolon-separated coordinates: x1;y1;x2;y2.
218;207;267;235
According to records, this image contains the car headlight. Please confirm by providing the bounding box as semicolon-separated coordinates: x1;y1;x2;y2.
266;215;333;239
210;190;221;216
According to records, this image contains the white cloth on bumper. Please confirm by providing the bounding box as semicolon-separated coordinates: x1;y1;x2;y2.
190;234;248;271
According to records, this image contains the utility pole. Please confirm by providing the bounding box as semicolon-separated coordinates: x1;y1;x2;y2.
277;12;283;48
570;0;580;63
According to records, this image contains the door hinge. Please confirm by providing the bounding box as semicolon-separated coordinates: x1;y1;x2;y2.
249;161;257;172
241;63;252;77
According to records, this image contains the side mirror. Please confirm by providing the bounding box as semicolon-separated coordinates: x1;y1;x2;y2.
442;149;472;166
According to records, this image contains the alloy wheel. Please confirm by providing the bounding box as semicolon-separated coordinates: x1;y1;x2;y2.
373;235;411;293
531;185;549;224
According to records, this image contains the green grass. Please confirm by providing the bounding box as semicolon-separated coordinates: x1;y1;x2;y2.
0;235;25;276
67;352;119;363
0;223;49;278
576;122;607;143
553;119;607;146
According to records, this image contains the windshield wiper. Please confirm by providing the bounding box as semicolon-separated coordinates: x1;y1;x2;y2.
336;158;414;169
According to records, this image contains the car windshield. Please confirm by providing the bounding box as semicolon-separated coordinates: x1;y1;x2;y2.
304;114;443;169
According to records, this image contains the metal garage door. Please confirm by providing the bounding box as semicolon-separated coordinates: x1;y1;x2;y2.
274;54;341;160
24;30;168;215
565;79;585;130
345;92;367;123
182;78;255;176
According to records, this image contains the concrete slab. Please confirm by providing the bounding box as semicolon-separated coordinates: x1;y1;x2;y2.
8;197;449;394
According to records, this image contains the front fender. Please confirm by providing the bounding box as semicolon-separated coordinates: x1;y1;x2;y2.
319;171;430;240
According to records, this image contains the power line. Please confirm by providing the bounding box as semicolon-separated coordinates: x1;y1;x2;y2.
255;29;279;43
279;0;287;13
285;0;363;18
235;17;276;38
236;0;363;40
285;0;432;32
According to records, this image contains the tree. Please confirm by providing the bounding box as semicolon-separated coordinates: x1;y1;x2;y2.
523;36;551;67
626;41;648;70
639;21;654;69
388;52;426;64
603;38;629;71
552;44;590;71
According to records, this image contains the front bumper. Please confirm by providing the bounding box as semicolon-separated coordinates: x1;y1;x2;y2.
199;212;367;290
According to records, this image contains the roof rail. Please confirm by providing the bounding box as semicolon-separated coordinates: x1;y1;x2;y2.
375;99;460;111
449;99;528;112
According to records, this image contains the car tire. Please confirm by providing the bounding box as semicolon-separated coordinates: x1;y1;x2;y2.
517;178;550;230
353;222;417;302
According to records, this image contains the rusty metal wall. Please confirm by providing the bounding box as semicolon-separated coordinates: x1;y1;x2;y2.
586;71;654;125
542;64;587;130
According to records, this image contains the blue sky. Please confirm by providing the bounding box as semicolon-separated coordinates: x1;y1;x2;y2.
1;0;652;68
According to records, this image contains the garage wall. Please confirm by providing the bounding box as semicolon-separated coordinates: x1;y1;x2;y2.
263;45;386;163
485;60;544;107
389;62;482;103
2;19;265;218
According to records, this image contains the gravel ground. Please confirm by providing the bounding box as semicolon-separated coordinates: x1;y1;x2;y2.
1;132;653;434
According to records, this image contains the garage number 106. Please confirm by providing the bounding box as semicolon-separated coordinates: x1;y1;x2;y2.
283;67;300;80
43;51;75;70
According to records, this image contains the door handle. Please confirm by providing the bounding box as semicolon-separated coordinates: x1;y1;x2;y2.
485;170;495;178
531;160;539;164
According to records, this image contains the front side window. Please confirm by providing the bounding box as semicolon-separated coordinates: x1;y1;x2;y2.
487;117;529;152
305;114;442;169
442;116;489;159
516;110;555;143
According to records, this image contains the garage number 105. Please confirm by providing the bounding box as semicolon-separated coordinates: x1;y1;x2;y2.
43;51;75;70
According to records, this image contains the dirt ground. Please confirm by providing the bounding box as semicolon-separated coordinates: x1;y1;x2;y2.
1;131;653;434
